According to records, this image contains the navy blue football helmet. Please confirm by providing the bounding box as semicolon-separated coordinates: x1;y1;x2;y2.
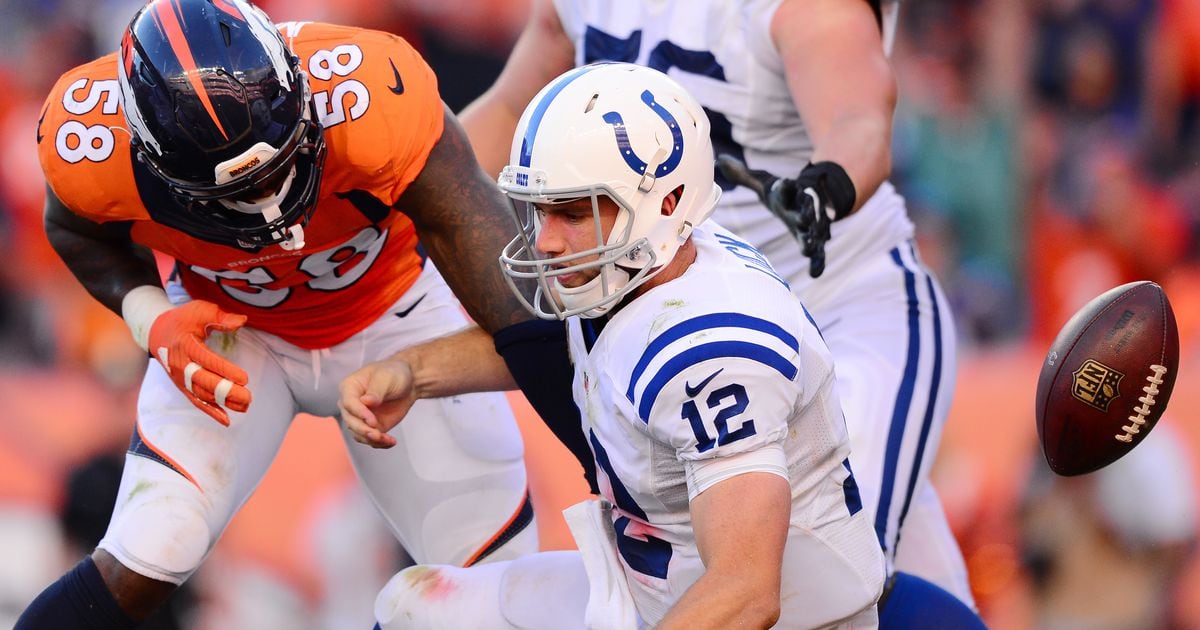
118;0;325;249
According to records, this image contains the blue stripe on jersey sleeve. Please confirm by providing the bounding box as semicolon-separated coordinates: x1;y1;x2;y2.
625;312;799;404
636;340;798;423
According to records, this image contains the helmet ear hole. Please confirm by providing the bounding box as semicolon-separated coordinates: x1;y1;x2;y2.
662;185;684;217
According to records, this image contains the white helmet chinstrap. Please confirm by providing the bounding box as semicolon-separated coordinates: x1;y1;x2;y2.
499;63;721;319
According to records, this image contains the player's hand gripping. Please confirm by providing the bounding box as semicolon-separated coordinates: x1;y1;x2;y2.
146;300;252;425
717;156;856;278
338;359;418;449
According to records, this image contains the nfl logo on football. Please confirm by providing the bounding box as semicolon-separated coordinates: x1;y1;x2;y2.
1071;358;1124;412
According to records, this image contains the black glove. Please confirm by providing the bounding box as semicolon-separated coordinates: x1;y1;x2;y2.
717;157;856;278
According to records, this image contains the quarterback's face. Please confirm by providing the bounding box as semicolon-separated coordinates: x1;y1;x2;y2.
533;196;619;288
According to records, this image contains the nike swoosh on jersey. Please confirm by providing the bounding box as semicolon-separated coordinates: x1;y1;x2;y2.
684;367;724;398
393;293;426;318
387;59;405;95
36;108;46;144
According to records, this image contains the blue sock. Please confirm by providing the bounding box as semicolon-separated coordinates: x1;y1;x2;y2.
15;556;137;630
879;571;987;629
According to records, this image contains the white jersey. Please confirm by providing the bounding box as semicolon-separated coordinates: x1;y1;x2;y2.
556;2;977;607
567;226;884;626
554;0;913;306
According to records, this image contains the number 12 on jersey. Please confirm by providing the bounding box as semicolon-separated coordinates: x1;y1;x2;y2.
683;382;757;453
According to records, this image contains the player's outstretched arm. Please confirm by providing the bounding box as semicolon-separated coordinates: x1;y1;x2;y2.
440;2;591;485
772;0;897;213
458;0;576;178
338;324;516;448
399;106;538;332
400;106;597;485
45;185;251;425
658;471;791;629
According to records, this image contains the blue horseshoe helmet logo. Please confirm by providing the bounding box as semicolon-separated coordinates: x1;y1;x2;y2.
602;90;684;178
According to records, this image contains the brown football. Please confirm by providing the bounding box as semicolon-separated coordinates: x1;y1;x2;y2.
1035;281;1179;476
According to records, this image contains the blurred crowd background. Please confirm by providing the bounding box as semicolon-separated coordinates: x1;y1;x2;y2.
0;0;1197;628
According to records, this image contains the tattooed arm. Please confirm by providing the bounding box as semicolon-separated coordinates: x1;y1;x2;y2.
397;107;598;489
398;105;533;333
43;184;161;315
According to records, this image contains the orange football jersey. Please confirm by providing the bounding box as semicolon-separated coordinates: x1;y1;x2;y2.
37;22;445;349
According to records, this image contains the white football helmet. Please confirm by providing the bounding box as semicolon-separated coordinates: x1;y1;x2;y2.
499;63;721;319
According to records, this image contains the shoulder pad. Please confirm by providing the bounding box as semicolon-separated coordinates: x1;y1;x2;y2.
37;54;147;223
